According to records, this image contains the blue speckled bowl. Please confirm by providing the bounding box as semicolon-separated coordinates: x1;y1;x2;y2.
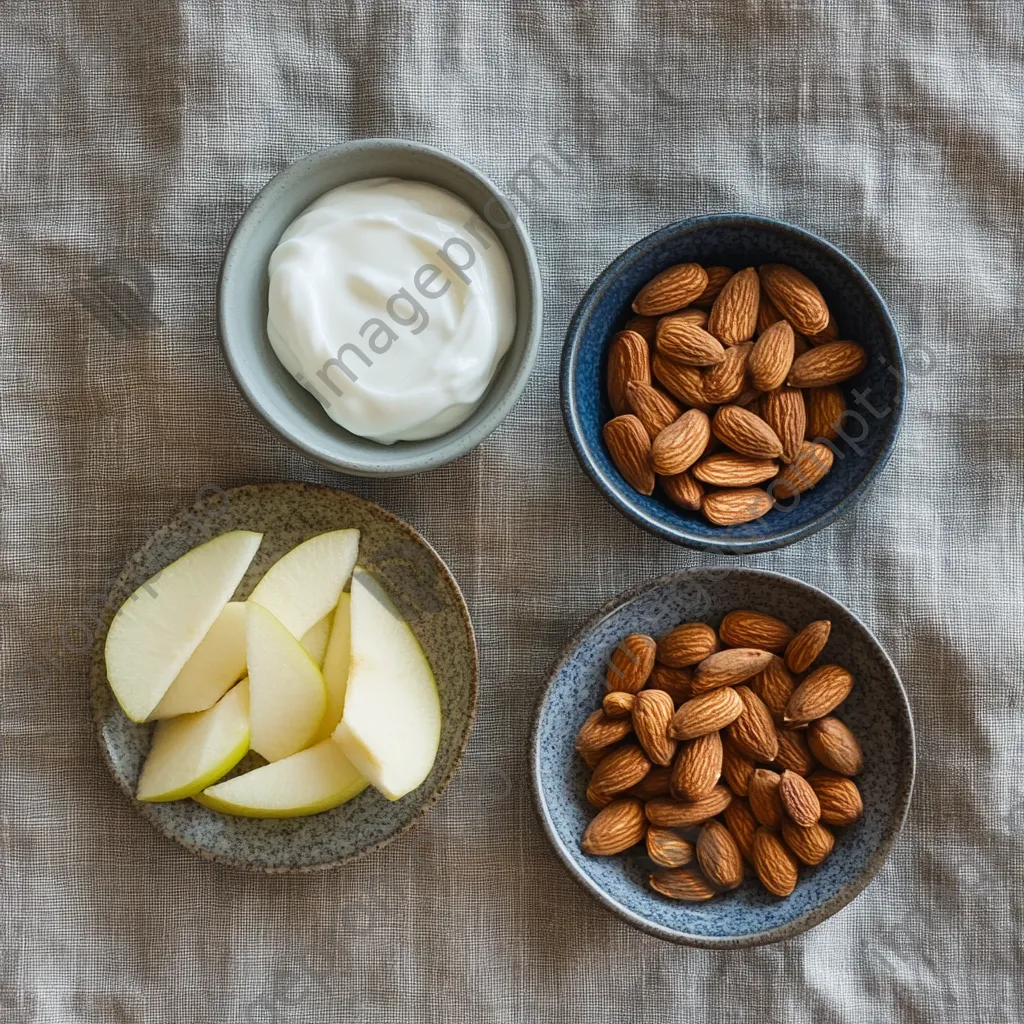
532;568;914;948
561;215;904;553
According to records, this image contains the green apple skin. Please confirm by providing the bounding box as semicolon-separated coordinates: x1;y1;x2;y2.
137;679;250;802
310;592;351;744
299;613;332;667
106;530;262;722
195;738;366;818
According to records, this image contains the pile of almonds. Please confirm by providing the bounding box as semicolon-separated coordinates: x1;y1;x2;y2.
603;262;868;526
575;609;865;900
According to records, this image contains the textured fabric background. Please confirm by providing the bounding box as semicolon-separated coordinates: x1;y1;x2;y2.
1;1;1021;1021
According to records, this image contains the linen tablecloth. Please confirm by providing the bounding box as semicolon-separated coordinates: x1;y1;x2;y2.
2;2;1021;1020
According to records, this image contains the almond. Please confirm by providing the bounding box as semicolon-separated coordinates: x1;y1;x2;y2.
626;381;682;440
701;342;752;404
575;710;634;753
701;488;773;526
602;691;636;719
581;797;647;855
652;355;711;410
658;471;704;511
646;827;695;868
752;826;799;897
722;797;758;864
808;312;840;344
649;866;716;901
696;818;744;890
708;267;759;344
632;689;677;766
624;314;659;343
781;819;834;866
669;687;744;740
759;386;806;463
603;415;655;495
691;648;774;693
650;409;712;475
693;265;734;309
647;664;693;705
749;320;795;392
585;782;614;809
626;764;671;800
606;633;657;693
773;727;816;775
771;441;834;500
719;610;795;653
785;619;832;673
758;264;830;335
721;741;756;796
657;317;726;366
670;729;723;801
588;744;652;802
807;717;863;776
692;452;778;487
751;656;796;722
787;341;867;388
748;768;784;828
633;263;709;316
580;745;610;769
607;330;650;415
725;685;779;761
808;771;863;826
784;664;854;724
778;768;821;826
805;385;846;441
669;307;711;328
645;785;733;827
656;622;719;668
712;405;784;459
756;294;783;335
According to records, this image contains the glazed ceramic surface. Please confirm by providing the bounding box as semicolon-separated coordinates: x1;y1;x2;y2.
532;568;914;948
90;482;478;871
219;139;542;477
561;215;904;553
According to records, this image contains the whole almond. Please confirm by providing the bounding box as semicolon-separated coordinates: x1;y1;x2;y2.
773;727;816;775
645;785;733;828
603;415;655;495
758;264;830;335
808;771;863;826
579;745;610;769
752;826;799;897
708;266;759;344
781;818;834;866
752;655;796;722
807;717;864;776
722;797;758;864
784;664;854;725
633;263;709;316
606;633;657;693
691;648;774;693
760;386;806;463
805;385;846;442
581;797;647;855
649;866;716;902
696;819;744;890
607;330;651;415
721;741;756;796
575;709;634;753
626;381;682;440
692;452;779;487
646;827;695;868
702;342;752;404
626;764;671;801
719;610;795;653
771;441;834;500
624;314;659;342
632;689;678;766
756;294;783;335
808;312;840;344
749;320;795;392
748;768;784;829
602;691;636;719
712;405;784;459
787;341;868;388
670;729;723;801
693;265;735;309
702;488;773;526
669;307;711;328
647;664;693;705
585;781;614;809
651;409;712;475
659;471;704;511
785;619;832;673
669;688;744;740
657;318;726;367
588;744;652;802
652;355;711;410
657;622;719;668
726;685;779;762
778;768;821;826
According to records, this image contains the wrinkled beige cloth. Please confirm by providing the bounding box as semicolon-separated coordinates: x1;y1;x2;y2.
1;1;1021;1021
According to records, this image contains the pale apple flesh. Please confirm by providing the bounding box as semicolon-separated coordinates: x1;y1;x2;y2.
299;613;332;667
310;592;351;744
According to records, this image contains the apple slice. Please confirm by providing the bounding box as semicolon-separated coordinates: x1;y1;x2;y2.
332;569;441;801
310;592;351;744
300;613;332;667
149;602;247;719
105;530;262;721
196;738;366;818
247;601;326;762
248;529;359;639
137;679;250;802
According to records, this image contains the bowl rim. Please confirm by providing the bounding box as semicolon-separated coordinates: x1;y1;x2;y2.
218;137;543;478
560;213;906;553
530;566;916;948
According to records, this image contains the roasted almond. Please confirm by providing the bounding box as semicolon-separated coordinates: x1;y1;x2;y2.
657;317;726;366
626;381;682;440
603;415;655;495
753;826;799;897
607;330;651;415
778;768;821;826
722;797;758;864
806;717;863;776
602;691;636;719
719;610;795;653
748;768;784;829
693;265;735;309
773;727;816;776
651;409;712;475
669;688;744;740
692;452;778;487
751;655;797;723
696;818;744;890
646;827;695;868
701;341;752;404
624;314;659;342
784;664;854;724
805;385;846;442
756;294;783;335
652;355;711;410
579;745;610;769
712;405;784;459
670;729;723;801
721;740;756;796
725;685;779;762
808;312;840;344
632;689;678;767
625;764;671;800
668;307;711;328
656;622;719;667
749;320;795;392
581;797;647;855
758;264;830;335
785;619;832;673
807;771;863;826
588;744;652;801
585;781;614;809
659;471;704;511
633;263;709;316
759;386;806;463
701;487;773;526
708;267;760;344
649;865;716;901
575;709;634;753
781;818;834;865
691;648;775;693
647;664;693;705
645;785;732;828
771;441;834;500
606;633;657;693
787;341;868;388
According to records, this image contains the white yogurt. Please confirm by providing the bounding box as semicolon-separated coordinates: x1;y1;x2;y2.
266;178;517;444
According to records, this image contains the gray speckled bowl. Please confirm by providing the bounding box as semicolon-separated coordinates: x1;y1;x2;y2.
532;568;914;947
219;138;542;477
90;482;478;871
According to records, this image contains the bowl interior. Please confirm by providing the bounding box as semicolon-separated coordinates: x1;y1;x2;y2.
90;482;478;871
219;140;541;476
563;216;904;552
533;569;914;947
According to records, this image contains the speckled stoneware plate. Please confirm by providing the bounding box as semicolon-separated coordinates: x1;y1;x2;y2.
90;482;478;872
532;568;914;948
